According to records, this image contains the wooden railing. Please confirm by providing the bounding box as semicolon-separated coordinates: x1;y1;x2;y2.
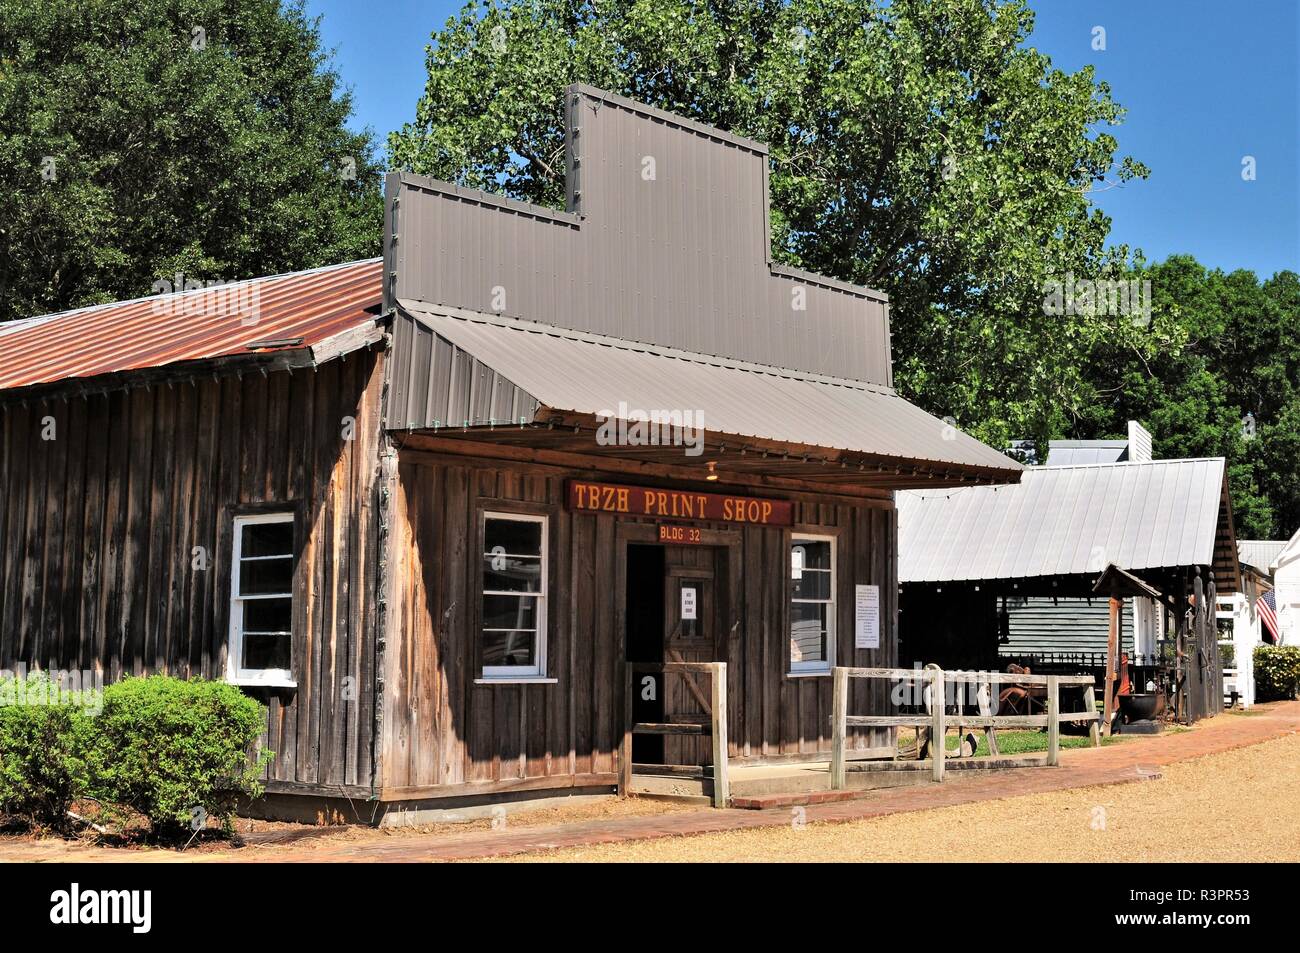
621;661;728;808
829;667;1099;789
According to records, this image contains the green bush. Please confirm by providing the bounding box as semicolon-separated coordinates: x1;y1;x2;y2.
89;676;268;838
0;673;94;828
1253;645;1300;702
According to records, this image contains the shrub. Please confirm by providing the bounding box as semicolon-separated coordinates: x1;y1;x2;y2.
0;673;94;828
1253;645;1300;702
89;676;268;838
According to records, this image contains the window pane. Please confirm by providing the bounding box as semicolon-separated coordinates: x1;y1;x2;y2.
241;520;293;558
792;569;832;601
243;633;291;671
792;540;831;571
485;517;542;557
483;593;539;631
790;602;828;663
483;554;542;593
482;630;536;668
239;556;294;596
244;597;292;633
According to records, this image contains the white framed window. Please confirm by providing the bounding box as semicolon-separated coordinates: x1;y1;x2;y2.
227;512;296;686
790;533;835;673
480;511;548;680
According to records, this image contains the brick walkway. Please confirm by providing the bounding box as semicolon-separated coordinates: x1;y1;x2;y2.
228;701;1300;863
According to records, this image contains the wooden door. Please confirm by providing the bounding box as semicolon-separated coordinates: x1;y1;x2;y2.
662;546;725;765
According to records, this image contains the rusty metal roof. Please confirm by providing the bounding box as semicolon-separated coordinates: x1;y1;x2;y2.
395;303;1023;481
898;458;1237;585
0;258;383;392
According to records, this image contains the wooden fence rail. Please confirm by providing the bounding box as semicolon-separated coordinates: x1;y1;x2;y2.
830;667;1099;789
621;661;728;808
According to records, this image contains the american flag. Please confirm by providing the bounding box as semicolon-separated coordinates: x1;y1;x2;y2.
1259;589;1279;644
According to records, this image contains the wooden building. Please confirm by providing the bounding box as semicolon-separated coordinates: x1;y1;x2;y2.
0;86;1022;820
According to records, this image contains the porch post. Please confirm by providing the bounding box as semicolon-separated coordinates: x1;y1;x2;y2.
830;666;848;790
710;663;729;808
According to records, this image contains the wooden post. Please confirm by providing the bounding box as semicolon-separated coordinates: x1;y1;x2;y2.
1046;675;1060;766
977;675;999;756
1102;597;1120;737
620;663;634;797
930;668;945;783
710;662;729;808
830;666;848;790
1084;681;1101;747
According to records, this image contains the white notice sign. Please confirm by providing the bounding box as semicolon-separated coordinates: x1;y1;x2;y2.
855;584;880;649
681;587;698;620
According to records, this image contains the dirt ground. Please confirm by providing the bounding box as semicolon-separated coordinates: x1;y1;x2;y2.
493;731;1300;862
3;706;1296;863
0;793;692;862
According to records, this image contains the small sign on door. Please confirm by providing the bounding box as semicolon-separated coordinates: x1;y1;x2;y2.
681;586;698;620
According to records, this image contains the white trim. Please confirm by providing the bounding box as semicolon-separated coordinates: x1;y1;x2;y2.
474;678;558;685
227;511;296;685
480;511;548;680
789;533;836;674
228;676;298;689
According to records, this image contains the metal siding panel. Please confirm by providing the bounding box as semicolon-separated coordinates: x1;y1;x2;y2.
390;87;890;384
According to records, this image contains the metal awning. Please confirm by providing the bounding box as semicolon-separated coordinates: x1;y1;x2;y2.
898;457;1242;592
393;303;1024;489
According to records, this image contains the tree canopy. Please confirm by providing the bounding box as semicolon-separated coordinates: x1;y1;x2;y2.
1074;257;1300;539
0;0;382;320
389;0;1151;449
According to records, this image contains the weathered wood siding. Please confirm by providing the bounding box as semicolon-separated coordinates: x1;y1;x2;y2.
382;452;897;792
0;351;384;789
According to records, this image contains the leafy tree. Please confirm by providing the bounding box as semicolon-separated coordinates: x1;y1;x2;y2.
0;0;383;321
389;0;1149;446
1070;255;1300;540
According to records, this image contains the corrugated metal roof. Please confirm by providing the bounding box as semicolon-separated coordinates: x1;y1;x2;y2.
898;458;1228;583
1238;539;1288;575
397;303;1023;477
0;259;383;392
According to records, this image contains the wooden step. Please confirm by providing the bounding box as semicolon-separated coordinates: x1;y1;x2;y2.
729;789;870;810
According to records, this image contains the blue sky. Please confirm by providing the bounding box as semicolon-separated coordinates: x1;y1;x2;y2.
305;0;1299;277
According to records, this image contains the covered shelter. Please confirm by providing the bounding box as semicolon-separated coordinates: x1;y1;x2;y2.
897;457;1244;724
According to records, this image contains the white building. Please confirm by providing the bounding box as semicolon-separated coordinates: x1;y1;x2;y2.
1272;529;1300;648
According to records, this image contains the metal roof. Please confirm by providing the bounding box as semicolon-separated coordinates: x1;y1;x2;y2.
396;304;1023;479
1044;440;1130;466
1238;539;1288;575
1006;438;1129;466
898;458;1231;583
0;259;383;392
